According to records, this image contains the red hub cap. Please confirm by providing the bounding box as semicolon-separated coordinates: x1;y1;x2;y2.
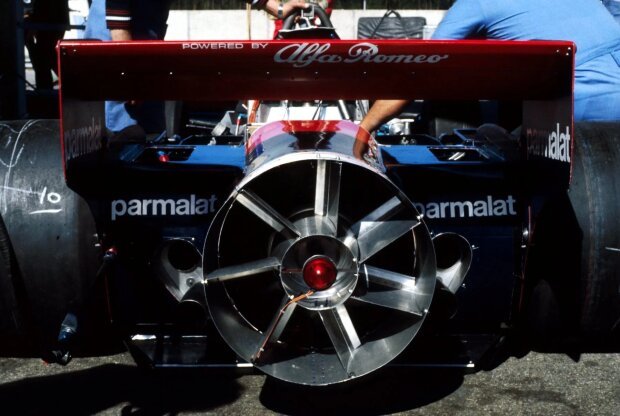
302;256;337;291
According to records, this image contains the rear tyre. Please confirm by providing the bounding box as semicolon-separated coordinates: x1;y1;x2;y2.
0;120;102;353
525;122;620;348
570;122;620;345
0;213;30;353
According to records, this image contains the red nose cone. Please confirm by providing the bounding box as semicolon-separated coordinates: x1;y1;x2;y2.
303;257;337;291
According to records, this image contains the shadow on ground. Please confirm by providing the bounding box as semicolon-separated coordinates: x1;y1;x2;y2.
0;360;467;416
0;364;244;416
260;367;466;416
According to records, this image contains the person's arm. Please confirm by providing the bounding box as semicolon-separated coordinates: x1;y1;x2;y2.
359;99;408;134
353;99;408;160
106;0;132;40
249;0;308;18
431;0;485;40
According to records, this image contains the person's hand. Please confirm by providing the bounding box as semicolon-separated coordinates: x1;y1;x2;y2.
353;125;372;160
265;0;307;19
283;0;307;17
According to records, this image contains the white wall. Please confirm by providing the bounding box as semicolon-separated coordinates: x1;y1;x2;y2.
165;9;446;41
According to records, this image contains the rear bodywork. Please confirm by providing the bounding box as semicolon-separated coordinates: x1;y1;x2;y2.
55;39;577;385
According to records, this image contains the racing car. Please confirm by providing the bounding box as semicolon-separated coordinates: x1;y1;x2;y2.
0;6;619;387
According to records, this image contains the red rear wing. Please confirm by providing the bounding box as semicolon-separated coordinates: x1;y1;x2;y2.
58;39;574;101
57;39;575;185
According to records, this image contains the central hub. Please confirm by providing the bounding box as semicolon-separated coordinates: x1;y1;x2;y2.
303;255;337;291
280;234;358;310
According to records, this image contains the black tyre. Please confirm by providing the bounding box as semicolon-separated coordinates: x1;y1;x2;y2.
570;122;620;343
0;212;31;353
525;121;620;348
0;120;101;353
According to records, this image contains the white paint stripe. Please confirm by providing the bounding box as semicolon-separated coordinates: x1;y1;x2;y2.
29;209;63;215
106;16;132;22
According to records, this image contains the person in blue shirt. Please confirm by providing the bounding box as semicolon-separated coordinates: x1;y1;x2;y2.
84;0;308;138
603;0;620;25
84;0;173;137
360;0;620;136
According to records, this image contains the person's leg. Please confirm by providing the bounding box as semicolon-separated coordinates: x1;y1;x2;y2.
84;0;139;134
83;0;110;40
125;0;170;135
132;0;170;40
35;31;64;89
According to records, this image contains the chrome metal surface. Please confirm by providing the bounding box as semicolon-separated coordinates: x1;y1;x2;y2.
280;234;358;310
203;130;436;385
153;238;203;301
205;257;281;283
236;190;300;240
346;195;421;263
433;233;472;294
314;159;341;234
319;305;362;371
352;265;427;316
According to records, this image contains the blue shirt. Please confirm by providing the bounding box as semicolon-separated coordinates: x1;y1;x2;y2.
603;0;620;25
432;0;620;121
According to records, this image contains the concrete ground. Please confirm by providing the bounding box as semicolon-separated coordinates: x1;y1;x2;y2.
0;350;619;415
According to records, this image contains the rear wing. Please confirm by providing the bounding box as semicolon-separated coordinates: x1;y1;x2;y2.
59;39;573;101
58;39;575;182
